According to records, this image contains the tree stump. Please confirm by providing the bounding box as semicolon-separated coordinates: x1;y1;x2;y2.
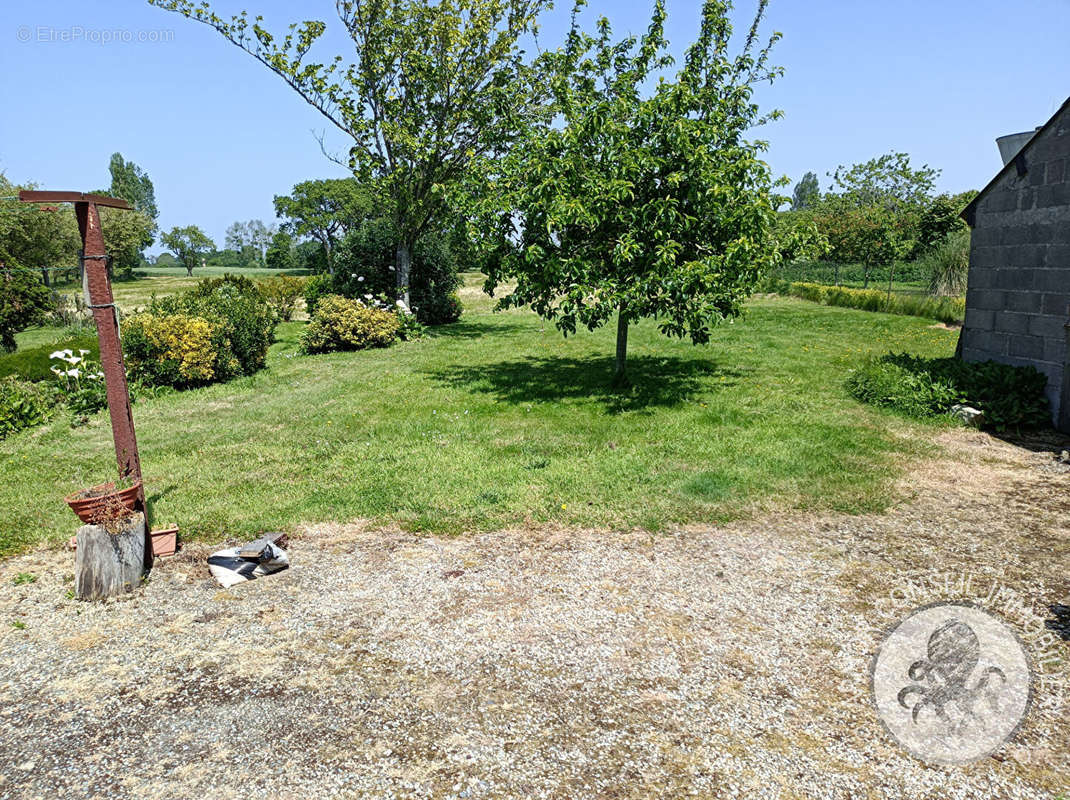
75;512;146;601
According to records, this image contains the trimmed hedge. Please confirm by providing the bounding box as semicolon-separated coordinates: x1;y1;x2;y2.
846;353;1051;431
765;279;964;324
300;294;400;354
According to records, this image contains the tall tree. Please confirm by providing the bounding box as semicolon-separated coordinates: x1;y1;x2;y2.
791;171;819;210
149;0;554;302
224;221;249;253
814;152;940;284
273;178;372;274
827;152;938;211
265;230;296;271
245;219;276;267
108;153;159;220
99;207;156;279
476;0;784;380
0;175;80;287
161;226;215;277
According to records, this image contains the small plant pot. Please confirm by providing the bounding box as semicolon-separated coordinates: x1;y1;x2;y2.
65;481;142;525
150;526;179;557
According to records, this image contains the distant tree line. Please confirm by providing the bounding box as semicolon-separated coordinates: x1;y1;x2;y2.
778;153;977;288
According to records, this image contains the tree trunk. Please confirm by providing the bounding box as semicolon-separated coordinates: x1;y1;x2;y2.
40;268;50;288
614;307;629;381
396;241;413;306
834;263;840;286
863;264;871;289
75;512;147;601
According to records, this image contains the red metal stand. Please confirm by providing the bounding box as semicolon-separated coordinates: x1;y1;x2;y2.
19;191;146;516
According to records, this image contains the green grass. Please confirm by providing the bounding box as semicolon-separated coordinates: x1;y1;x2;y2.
0;274;958;556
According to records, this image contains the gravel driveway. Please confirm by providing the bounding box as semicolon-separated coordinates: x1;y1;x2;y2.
0;430;1067;799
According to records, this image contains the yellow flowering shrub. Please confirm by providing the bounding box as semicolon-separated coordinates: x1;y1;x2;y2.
300;294;399;354
122;313;217;387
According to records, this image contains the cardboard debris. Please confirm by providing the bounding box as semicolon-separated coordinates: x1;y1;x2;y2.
208;534;290;589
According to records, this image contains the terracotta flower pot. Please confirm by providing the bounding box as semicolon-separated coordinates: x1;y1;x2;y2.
150;526;179;557
65;481;142;525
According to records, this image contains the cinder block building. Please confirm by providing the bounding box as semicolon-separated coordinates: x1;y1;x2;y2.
960;97;1070;432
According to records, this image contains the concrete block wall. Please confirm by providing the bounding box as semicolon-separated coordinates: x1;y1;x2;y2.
961;103;1070;431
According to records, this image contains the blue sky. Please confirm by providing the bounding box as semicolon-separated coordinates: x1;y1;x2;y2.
1;0;1067;252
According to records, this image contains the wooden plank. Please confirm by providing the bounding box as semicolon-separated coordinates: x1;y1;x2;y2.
18;190;131;210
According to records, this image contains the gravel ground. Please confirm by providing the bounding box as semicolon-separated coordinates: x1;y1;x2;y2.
0;429;1067;799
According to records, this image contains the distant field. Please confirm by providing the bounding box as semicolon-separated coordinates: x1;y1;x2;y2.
44;267;309;313
137;266;310;277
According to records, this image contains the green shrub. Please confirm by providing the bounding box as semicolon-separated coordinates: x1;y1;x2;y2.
47;350;109;420
846;353;1051;430
153;275;275;380
257;275;307;321
332;219;463;325
0;334;99;382
0;377;54;439
394;306;425;341
300;294;400;354
304;273;332;317
921;231;970;297
122;313;221;388
0;258;55;352
846;357;960;419
62;375;108;419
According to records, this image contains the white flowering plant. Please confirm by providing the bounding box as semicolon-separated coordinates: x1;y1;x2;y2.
354;289;424;341
50;349;108;419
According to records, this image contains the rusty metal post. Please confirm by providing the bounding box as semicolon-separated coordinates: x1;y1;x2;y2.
74;201;145;509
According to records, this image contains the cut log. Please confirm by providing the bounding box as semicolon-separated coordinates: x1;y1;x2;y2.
75;512;146;601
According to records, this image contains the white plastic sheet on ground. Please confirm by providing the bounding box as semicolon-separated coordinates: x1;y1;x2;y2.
207;541;289;588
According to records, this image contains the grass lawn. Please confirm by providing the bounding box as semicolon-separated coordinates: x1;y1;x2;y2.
0;273;958;556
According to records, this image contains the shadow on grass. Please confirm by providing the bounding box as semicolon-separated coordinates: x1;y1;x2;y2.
987;427;1070;455
426;353;741;413
424;318;531;340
